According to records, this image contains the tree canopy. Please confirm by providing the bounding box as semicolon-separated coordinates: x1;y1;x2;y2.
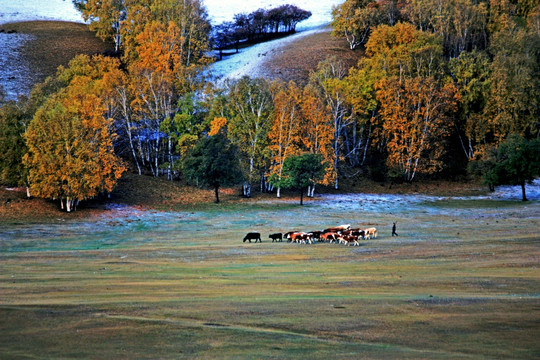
275;153;326;205
182;133;242;203
23;55;126;212
481;135;540;201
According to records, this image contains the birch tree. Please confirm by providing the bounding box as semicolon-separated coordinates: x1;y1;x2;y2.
268;80;303;198
226;77;273;197
23;56;126;211
376;76;459;181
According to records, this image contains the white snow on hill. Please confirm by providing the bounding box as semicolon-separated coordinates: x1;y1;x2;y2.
207;26;330;83
0;0;85;25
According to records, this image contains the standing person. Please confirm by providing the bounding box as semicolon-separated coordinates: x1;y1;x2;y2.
392;222;398;236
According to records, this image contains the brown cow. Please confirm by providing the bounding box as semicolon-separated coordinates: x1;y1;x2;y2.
338;234;360;246
290;232;313;244
321;232;339;243
284;231;299;242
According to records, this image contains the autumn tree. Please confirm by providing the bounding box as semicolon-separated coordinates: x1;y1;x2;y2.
400;0;488;57
73;0;127;52
483;27;540;144
331;0;382;50
449;50;491;159
182;133;242;203
364;22;444;80
268;80;303;198
309;58;354;190
23;55;126;212
121;0;212;177
225;77;273;197
376;76;459;182
299;84;335;196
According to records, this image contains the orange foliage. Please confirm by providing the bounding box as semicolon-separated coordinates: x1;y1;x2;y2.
300;85;335;186
24;55;126;209
376;76;459;181
209;117;228;136
268;81;303;185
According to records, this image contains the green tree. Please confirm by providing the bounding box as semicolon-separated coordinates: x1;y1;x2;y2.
0;101;28;187
484;28;540;143
182;133;242;203
482;134;540;201
275;153;326;205
449;49;491;159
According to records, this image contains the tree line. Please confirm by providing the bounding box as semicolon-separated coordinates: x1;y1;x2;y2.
213;4;312;58
0;0;539;210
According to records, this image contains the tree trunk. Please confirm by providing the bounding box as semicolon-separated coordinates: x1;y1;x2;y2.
65;197;75;212
521;181;528;201
300;187;304;205
214;185;220;203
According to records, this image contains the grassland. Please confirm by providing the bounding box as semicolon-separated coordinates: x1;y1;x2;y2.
1;20;538;359
1;179;538;359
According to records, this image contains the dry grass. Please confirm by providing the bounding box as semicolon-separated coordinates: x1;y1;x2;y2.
3;21;112;87
258;28;364;85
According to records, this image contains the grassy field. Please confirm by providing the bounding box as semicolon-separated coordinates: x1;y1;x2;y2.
1;183;538;359
1;19;538;359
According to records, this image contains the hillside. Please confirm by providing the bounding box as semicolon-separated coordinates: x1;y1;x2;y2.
256;29;364;84
0;21;112;100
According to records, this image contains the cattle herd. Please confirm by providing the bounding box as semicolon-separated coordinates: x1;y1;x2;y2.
243;224;378;246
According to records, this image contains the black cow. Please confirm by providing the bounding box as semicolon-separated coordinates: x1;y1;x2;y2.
243;232;261;243
310;231;323;242
269;233;283;242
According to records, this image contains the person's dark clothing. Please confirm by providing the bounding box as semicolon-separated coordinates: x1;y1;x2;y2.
392;223;398;236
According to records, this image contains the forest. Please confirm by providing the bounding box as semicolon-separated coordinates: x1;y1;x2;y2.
0;0;539;210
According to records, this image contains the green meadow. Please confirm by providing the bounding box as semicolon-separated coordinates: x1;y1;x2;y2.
1;194;539;359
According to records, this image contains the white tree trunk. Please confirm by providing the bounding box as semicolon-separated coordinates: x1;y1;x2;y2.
66;197;73;212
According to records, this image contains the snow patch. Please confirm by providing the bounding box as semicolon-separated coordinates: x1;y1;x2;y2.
0;0;84;25
207;26;329;83
0;32;36;100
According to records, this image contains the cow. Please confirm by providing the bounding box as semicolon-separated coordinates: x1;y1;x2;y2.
350;228;366;239
284;231;299;242
323;224;351;234
321;232;339;243
243;232;261;243
338;234;360;246
290;232;313;244
269;232;283;242
364;227;378;238
310;231;323;242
